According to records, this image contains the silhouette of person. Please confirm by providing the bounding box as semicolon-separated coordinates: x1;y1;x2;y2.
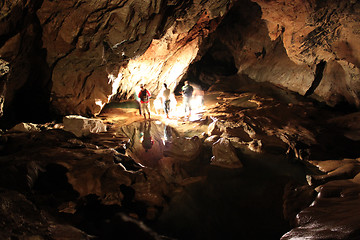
134;90;142;116
181;80;194;117
160;83;171;118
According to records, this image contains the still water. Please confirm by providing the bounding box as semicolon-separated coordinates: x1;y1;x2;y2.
118;120;308;240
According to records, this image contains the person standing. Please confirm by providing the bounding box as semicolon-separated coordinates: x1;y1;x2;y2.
138;84;151;119
160;83;171;118
134;91;142;116
181;80;194;117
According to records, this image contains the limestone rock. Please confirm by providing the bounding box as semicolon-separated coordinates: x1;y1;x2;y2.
9;122;40;132
192;0;315;97
328;111;360;141
0;127;177;217
0;0;51;125
1;0;360;122
0;59;9;118
204;135;221;147
207;120;223;136
0;190;90;240
211;138;243;168
164;136;202;161
353;172;360;184
281;180;360;240
251;0;360;107
35;0;232;116
282;183;316;227
248;139;262;153
132;168;170;207
190;0;360;109
63;115;107;137
306;158;360;186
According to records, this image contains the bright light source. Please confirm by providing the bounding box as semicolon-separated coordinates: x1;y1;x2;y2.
95;99;105;109
107;72;122;101
154;85;204;121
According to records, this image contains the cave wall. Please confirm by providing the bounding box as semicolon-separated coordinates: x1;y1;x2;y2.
253;0;360;107
0;0;360;125
189;0;360;108
0;0;232;122
37;0;201;116
0;0;51;124
187;0;315;95
114;1;231;101
248;0;360;107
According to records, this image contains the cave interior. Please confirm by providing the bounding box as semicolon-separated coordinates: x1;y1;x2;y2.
1;0;360;239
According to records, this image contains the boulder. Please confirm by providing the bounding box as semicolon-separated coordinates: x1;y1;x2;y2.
163;136;202;161
207;120;223;136
204;135;221;147
281;180;360;240
9;122;40;132
63;115;107;137
0;190;90;240
211;138;243;168
306;158;360;186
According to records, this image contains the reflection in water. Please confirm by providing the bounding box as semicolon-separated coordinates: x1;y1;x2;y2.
140;121;154;152
163;124;172;144
118;119;308;240
119;121;179;168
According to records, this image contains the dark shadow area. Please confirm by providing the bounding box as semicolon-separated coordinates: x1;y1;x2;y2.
182;38;238;90
32;163;79;209
153;151;308;240
117;120;308;240
70;194;157;240
305;60;327;97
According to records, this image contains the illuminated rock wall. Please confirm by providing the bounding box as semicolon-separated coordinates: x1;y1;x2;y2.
0;0;232;120
251;0;360;107
0;0;360;123
37;0;231;116
190;0;360;108
116;13;214;100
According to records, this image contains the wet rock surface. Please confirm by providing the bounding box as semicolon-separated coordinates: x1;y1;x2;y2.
1;80;359;239
0;127;174;239
211;137;243;168
198;84;360;240
1;0;360;238
282;180;360;240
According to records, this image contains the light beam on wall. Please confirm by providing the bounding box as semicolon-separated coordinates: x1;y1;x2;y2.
115;24;200;100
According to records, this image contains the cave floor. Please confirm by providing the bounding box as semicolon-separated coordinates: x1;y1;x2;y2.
98;92;309;239
97;85;360;240
1;85;360;240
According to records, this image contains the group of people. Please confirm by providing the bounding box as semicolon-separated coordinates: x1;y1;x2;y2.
137;81;194;120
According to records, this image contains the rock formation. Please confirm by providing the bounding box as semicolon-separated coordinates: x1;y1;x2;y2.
1;0;360;239
1;0;233;122
1;0;358;124
187;0;360;108
252;0;360;108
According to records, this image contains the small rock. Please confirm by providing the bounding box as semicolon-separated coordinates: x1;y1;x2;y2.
204;135;221;147
211;138;243;168
207;120;223;136
63;115;107;137
9;122;40;132
164;136;202;161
